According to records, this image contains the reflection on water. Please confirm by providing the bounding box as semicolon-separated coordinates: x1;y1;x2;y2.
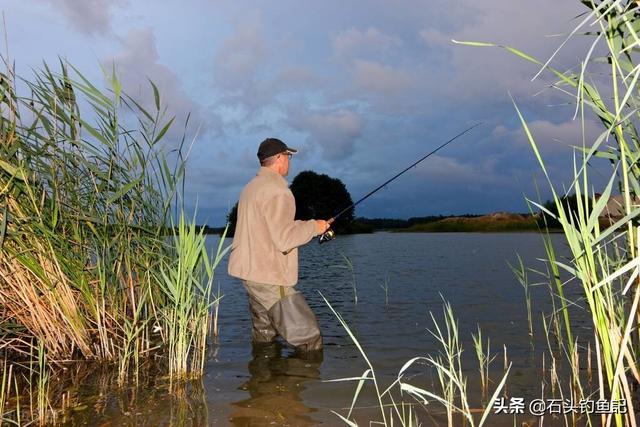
230;342;323;426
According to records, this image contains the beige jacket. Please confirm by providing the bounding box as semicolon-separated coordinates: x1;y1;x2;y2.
228;167;318;287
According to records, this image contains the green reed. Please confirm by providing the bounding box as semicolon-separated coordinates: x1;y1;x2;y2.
471;325;494;401
156;216;229;384
324;294;509;427
508;254;534;338
456;1;640;425
333;253;358;304
0;57;227;420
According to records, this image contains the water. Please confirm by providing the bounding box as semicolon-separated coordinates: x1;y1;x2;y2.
61;232;589;426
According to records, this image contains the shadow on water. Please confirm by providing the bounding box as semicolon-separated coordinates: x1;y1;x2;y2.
229;342;323;426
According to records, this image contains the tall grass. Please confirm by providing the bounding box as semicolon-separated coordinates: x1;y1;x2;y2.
0;57;227;421
157;215;229;384
322;293;510;426
455;1;640;425
334;253;358;304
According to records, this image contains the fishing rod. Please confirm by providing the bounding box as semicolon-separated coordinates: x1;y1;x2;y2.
318;122;483;244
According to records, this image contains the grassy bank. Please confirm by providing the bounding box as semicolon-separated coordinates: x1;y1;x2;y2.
403;212;539;232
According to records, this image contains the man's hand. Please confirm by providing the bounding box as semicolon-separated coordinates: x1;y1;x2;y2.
315;219;331;235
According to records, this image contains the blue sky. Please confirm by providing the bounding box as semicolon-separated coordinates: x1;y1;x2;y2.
3;0;611;225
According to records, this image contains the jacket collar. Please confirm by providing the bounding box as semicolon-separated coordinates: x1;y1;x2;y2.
258;166;288;187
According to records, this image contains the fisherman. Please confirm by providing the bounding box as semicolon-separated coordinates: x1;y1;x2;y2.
228;137;330;351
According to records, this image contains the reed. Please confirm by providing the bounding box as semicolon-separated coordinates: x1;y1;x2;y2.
211;281;224;338
334;253;358;304
508;254;534;338
471;325;494;400
156;215;229;383
0;55;228;418
380;275;390;306
456;1;640;425
323;294;510;426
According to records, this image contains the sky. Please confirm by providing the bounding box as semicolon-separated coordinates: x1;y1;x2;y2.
2;0;613;225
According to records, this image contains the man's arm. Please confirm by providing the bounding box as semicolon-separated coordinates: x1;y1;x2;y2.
264;192;323;253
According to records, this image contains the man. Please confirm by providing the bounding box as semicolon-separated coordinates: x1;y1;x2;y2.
228;137;330;351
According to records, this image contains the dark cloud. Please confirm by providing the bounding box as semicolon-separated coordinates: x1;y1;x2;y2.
45;0;127;36
286;109;364;160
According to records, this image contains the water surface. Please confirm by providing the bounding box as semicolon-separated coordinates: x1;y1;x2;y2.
64;232;587;426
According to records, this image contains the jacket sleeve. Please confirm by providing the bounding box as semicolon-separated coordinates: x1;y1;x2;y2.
263;192;318;253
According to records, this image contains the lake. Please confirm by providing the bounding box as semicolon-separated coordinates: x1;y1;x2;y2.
62;232;590;426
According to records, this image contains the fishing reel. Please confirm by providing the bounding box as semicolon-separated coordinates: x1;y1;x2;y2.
318;228;335;244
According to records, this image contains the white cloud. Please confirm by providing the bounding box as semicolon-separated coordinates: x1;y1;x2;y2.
419;28;450;48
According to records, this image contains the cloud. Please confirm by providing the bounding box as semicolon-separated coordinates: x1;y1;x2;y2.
213;12;267;91
418;0;590;105
211;11;324;126
46;0;127;36
333;27;402;59
351;59;416;97
286;109;364;160
104;28;221;145
419;28;451;48
492;118;603;154
413;154;498;184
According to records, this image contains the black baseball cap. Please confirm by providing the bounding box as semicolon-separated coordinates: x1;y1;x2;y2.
257;138;297;161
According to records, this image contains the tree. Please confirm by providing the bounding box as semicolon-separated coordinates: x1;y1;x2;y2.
289;170;354;233
226;170;355;236
537;194;580;229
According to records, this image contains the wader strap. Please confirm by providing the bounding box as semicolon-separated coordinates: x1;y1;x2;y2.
279;286;285;299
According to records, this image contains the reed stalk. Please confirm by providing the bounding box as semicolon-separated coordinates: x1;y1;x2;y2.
471;325;494;400
380;275;390;306
508;254;534;338
340;254;358;305
211;282;224;338
0;55;230;418
324;294;510;426
456;2;640;425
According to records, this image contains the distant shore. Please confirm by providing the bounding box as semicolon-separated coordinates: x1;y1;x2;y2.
201;211;563;235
